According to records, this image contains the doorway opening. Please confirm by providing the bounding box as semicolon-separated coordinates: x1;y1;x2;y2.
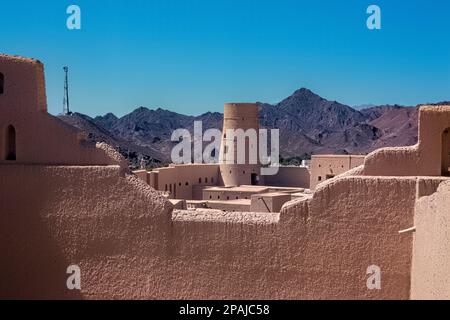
251;173;259;185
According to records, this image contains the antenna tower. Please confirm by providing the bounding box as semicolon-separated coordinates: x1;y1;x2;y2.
63;66;70;115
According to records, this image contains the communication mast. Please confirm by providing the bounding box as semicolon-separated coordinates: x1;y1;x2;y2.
63;66;71;115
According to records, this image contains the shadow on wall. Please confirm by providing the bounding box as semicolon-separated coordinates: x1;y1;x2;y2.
0;172;82;299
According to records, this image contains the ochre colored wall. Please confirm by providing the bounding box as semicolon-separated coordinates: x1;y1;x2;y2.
264;166;310;188
363;106;450;177
219;103;261;187
0;55;121;166
411;180;450;299
0;169;416;299
278;176;416;299
154;164;220;199
203;188;267;201
310;155;365;189
0;165;172;299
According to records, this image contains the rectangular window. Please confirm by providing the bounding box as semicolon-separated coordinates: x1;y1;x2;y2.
0;73;4;94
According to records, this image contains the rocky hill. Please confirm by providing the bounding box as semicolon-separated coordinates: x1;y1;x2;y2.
59;88;426;168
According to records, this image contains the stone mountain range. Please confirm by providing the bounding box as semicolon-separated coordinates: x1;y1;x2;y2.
59;88;448;168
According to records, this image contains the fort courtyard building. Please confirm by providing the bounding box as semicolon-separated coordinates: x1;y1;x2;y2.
309;154;365;190
2;54;450;299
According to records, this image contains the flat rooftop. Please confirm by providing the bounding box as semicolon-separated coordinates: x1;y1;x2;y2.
204;185;269;193
207;199;252;206
253;192;291;198
311;154;366;158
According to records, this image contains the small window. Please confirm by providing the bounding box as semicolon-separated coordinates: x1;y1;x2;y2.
318;176;322;181
179;182;181;186
5;125;16;160
227;196;230;200
205;177;208;183
185;182;189;186
0;73;4;94
236;196;239;199
243;171;246;174
199;178;202;183
165;184;168;191
217;196;220;199
211;177;214;183
209;195;212;199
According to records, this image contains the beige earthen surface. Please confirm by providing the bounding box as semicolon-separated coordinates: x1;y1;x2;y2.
0;164;172;299
0;55;122;166
219;103;261;187
2;54;450;299
411;180;450;299
0;168;417;299
363;106;450;177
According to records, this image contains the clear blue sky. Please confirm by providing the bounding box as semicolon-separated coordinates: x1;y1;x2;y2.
1;0;449;117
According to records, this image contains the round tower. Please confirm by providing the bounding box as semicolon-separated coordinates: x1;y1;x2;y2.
219;103;261;187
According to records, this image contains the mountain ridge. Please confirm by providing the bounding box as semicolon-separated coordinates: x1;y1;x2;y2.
59;87;434;168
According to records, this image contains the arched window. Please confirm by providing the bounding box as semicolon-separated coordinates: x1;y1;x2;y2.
199;178;202;183
0;73;4;94
5;125;16;160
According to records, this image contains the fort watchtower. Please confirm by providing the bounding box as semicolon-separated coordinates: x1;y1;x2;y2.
219;103;261;187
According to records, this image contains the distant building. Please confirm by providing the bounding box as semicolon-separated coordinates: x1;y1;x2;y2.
309;154;365;190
